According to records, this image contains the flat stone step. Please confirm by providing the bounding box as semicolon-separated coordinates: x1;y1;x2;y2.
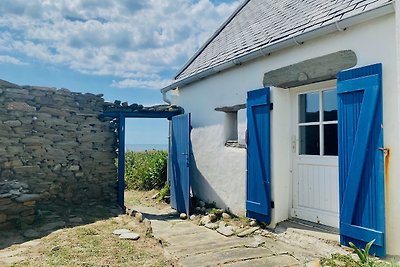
178;247;274;267
169;238;250;257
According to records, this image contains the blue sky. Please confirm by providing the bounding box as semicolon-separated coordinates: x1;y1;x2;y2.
0;0;240;144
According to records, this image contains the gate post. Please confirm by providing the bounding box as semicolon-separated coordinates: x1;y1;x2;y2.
117;114;126;209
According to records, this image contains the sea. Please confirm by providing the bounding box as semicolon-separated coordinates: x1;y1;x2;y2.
125;144;168;152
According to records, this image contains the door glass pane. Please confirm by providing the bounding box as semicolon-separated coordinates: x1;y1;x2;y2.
323;90;337;121
299;92;319;123
324;124;338;156
299;125;319;155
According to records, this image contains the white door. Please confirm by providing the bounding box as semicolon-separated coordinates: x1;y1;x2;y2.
291;86;339;228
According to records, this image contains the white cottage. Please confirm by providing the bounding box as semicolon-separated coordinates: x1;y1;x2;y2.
162;0;400;256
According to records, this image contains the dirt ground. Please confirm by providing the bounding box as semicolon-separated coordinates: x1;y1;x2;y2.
0;190;171;267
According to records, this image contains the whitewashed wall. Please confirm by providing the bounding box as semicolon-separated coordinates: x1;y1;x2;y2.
170;14;399;255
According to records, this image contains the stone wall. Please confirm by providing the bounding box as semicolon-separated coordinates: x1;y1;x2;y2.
0;80;117;213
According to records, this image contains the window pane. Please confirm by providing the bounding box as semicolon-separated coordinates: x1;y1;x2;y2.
323;90;337;121
324;124;338;156
299;125;319;155
299;92;319;123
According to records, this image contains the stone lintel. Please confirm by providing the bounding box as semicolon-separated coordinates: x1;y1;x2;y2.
263;50;357;89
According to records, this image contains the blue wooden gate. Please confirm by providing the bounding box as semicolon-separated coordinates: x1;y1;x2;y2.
246;88;271;223
170;113;191;215
337;64;385;256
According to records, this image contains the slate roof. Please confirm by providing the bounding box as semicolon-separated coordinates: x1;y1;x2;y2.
175;0;393;81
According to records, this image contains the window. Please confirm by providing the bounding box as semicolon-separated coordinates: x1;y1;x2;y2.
298;89;338;156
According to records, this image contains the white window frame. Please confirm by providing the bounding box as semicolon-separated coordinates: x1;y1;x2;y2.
298;87;338;157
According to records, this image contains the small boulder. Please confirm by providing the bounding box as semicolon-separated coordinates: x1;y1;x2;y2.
204;223;218;230
249;220;257;227
23;229;40;239
15;194;40;203
222;212;231;220
217;226;234;237
180;213;188;220
189;215;196;220
119;232;140;240
237;227;259;237
112;229;131;235
135;212;143;222
200;216;211;225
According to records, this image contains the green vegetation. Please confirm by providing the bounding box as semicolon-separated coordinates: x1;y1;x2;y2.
124;150;168;190
321;240;399;267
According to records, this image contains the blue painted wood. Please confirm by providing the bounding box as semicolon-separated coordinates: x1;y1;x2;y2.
246;88;271;223
337;63;385;256
117;114;126;209
170;113;191;215
102;110;182;119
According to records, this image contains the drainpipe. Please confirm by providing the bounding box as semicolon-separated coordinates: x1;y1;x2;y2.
162;90;172;105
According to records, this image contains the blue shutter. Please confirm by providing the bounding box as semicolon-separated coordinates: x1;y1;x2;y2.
337;64;385;256
170;113;191;215
246;88;271;223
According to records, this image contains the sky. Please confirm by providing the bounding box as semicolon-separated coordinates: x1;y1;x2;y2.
0;0;240;145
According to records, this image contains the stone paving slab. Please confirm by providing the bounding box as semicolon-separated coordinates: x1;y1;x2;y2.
130;205;343;266
178;247;275;267
225;254;300;267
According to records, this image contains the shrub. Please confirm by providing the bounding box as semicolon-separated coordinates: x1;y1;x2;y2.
124;150;168;190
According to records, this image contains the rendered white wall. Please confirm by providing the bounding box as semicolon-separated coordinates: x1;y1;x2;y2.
170;14;399;254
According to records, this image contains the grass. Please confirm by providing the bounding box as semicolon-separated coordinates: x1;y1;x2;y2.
4;211;170;267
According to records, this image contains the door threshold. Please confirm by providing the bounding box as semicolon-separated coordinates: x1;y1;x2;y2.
275;218;339;235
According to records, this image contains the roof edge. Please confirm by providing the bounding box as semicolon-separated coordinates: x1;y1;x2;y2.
173;0;250;80
161;1;395;93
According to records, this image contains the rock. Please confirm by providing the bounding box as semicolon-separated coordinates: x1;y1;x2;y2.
222;212;231;220
4;120;22;127
200;216;211;225
113;229;131;235
204;223;218;230
214;209;224;216
217;226;234;237
189;215;196;220
119;232;140;240
195;207;202;212
68;165;80;171
40;221;66;232
135;212;143;222
209;214;217;222
50;245;61;252
180;213;188;220
53;164;62;171
249;220;258;227
6;102;36;112
237;227;259;237
15;194;40;203
69;217;83;223
23;229;40;238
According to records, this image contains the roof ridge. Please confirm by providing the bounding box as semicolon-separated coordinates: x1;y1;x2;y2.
173;0;250;80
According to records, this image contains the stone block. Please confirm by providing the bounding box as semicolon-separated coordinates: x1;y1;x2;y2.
0;213;7;223
6;102;36;112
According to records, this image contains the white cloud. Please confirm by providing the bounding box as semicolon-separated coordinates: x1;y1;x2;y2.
0;55;27;65
0;0;240;89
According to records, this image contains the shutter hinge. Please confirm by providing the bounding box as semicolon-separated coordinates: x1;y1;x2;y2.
271;201;275;209
270;103;273;110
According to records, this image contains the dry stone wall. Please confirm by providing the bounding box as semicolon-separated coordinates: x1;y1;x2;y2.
0;80;117;217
